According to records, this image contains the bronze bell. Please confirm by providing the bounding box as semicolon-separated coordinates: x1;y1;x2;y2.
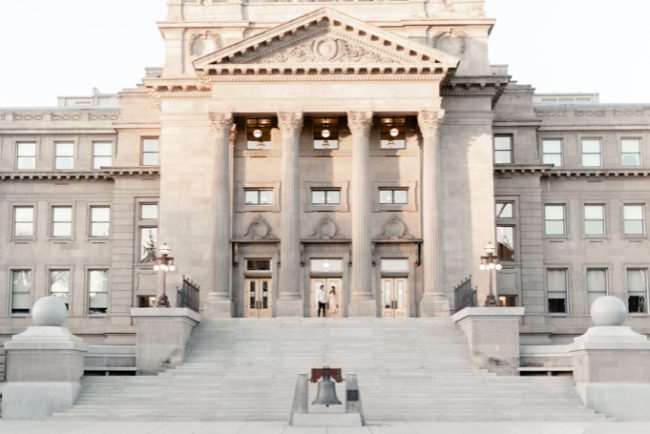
311;372;342;407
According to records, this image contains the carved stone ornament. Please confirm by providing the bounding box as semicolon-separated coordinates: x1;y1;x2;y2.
209;112;234;133
434;29;467;56
242;215;277;241
347;111;374;136
310;216;341;240
418;110;445;138
278;112;304;132
378;216;414;241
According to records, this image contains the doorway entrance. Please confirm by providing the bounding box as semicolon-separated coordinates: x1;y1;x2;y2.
310;278;343;318
381;278;408;318
245;278;272;318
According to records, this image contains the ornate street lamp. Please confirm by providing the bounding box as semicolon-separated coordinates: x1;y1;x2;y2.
153;242;176;307
479;241;502;307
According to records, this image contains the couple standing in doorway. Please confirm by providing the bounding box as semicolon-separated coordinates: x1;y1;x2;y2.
316;284;338;317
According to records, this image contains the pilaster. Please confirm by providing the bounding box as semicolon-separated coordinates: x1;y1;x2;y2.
348;111;376;317
276;112;304;317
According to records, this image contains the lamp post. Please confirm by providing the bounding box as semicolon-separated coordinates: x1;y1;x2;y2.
153;242;176;307
479;241;502;307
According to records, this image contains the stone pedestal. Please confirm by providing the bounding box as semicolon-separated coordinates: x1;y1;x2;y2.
570;296;650;420
2;296;87;419
452;307;525;375
131;307;200;374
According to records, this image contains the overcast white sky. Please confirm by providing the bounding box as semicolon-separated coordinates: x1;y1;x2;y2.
0;0;648;107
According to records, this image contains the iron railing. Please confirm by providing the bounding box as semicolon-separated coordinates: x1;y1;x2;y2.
176;275;200;313
453;276;476;313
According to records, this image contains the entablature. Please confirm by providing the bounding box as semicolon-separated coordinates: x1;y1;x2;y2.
0;167;159;182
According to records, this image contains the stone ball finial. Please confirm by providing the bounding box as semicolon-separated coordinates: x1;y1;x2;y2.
591;296;627;326
32;296;67;326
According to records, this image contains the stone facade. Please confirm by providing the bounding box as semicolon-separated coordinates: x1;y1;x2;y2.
0;0;648;344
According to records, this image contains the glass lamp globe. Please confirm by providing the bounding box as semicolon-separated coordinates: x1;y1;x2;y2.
496;264;503;271
253;129;263;139
389;127;400;138
321;128;331;139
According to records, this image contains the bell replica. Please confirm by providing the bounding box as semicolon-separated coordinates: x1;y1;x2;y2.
311;368;343;407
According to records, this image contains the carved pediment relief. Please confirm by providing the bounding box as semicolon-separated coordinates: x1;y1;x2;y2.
377;216;415;241
242;215;278;241
310;216;343;240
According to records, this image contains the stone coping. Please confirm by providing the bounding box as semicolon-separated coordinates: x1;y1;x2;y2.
452;307;525;323
571;326;650;352
4;326;87;351
130;307;201;323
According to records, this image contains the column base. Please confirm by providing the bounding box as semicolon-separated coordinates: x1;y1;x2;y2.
203;292;232;319
276;296;304;317
419;293;451;317
348;297;377;317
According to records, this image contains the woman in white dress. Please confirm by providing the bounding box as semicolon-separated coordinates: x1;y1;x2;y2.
328;287;338;316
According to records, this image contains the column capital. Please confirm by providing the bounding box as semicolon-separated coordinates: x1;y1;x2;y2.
209;112;233;133
417;110;445;138
278;112;304;132
347;111;374;136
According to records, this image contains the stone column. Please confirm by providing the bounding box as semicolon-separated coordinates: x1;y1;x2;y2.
418;110;450;316
277;112;304;316
205;112;234;317
348;111;376;317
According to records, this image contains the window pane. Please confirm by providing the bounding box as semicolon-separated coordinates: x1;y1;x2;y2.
582;154;601;167
543;154;562;167
543;140;562;154
54;207;72;221
247;259;271;271
12;270;32;293
628;269;647;294
311;190;325;205
624;205;643;220
140;227;158;262
17;142;36;156
380;259;409;274
624;221;644;235
93;143;112;156
545;205;564;220
141;204;159;220
53;222;72;237
311;259;343;273
548;298;566;313
584;205;603;220
50;270;70;294
393;190;408;205
495;150;512;164
621;139;640;153
142;152;159;166
545;221;565;236
89;292;109;310
15;223;34;237
327;190;340;205
585;221;604;236
582;140;601;153
547;269;567;293
15;207;33;222
93;156;112;169
91;207;110;222
259;191;273;205
56;157;75;170
89;270;108;293
587;269;607;294
494;136;512;150
92;222;110;237
17;157;36;170
379;190;393;204
245;191;258;205
497;226;515;261
56;142;74;156
142;138;159;153
496;202;514;218
622;153;641;167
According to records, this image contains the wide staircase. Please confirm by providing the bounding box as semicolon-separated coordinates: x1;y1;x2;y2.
54;318;606;422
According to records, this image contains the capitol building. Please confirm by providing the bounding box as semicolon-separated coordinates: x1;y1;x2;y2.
0;0;649;426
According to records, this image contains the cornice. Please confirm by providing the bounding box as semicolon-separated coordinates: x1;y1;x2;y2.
495;166;650;178
0;167;159;182
442;75;511;107
494;165;552;175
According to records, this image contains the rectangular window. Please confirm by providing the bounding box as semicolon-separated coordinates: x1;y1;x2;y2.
88;269;109;314
311;259;344;274
379;188;408;205
624;205;645;236
587;268;608;307
380;117;406;149
140;227;158;262
543;139;563;167
544;205;566;236
49;269;71;310
55;142;75;170
244;189;273;205
92;142;113;169
584;204;605;237
313;118;339;150
11;270;32;314
497;226;515;261
246;118;273;150
52;206;73;238
311;189;341;205
14;206;34;238
140;203;159;220
496;201;514;219
142;138;160;166
547;269;568;314
582;139;602;167
627;268;648;314
621;138;641;167
16;142;36;170
90;206;110;238
246;259;271;272
494;135;513;164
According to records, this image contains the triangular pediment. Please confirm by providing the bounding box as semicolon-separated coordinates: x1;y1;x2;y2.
194;8;459;75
